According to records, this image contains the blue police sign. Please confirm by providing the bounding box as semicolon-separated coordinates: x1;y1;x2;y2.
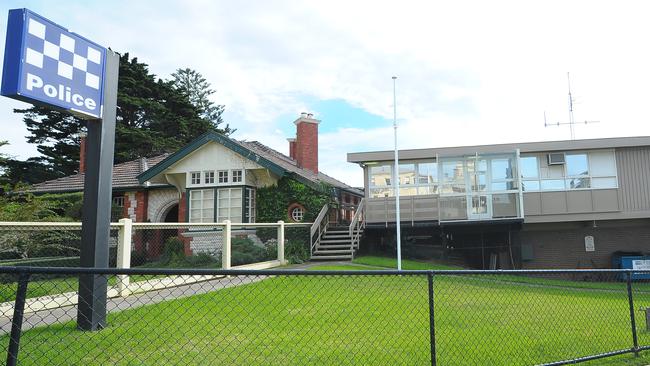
1;9;106;119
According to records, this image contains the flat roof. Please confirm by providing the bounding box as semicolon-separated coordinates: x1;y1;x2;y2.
347;136;650;163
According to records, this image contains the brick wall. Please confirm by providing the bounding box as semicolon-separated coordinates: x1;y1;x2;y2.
295;119;318;174
520;219;650;269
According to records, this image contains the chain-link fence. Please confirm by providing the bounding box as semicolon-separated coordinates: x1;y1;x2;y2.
0;224;120;269
0;267;648;365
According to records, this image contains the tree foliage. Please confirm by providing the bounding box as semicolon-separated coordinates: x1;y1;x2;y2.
4;53;230;183
171;68;232;134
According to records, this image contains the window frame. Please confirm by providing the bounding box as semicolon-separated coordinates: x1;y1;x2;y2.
218;170;229;184
521;150;618;192
189;171;202;186
204;170;215;185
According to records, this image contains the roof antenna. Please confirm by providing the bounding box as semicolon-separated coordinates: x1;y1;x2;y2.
544;72;599;140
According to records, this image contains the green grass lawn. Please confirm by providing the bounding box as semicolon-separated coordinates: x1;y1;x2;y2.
5;262;650;365
352;255;464;270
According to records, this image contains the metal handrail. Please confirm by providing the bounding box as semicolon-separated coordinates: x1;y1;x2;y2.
348;198;365;258
310;204;329;256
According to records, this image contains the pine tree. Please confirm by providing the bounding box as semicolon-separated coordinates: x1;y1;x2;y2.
5;53;229;182
171;68;233;134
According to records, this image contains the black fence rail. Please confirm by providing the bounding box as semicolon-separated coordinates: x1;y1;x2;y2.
0;267;648;365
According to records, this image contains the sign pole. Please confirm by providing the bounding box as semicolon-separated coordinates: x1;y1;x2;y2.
77;49;119;331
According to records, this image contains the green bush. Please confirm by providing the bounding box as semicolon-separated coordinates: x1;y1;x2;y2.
285;239;309;264
162;237;185;260
131;250;147;267
231;237;274;266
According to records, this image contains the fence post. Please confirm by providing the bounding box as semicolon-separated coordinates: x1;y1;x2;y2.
6;272;30;366
222;220;231;270
428;272;436;366
626;271;639;357
116;218;133;296
277;221;286;265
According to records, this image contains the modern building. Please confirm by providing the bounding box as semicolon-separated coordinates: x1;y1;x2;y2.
348;136;650;269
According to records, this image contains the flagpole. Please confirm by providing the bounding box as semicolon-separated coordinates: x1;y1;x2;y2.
392;76;402;271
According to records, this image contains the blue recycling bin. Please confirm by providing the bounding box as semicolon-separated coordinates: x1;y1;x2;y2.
620;256;650;280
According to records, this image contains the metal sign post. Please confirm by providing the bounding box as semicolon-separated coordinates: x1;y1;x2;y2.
1;9;118;331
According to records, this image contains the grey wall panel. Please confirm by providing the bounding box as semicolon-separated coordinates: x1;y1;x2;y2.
523;193;542;216
616;147;650;212
592;189;619;212
567;191;593;213
540;192;567;215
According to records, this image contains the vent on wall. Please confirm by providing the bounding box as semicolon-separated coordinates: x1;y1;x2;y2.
547;153;566;165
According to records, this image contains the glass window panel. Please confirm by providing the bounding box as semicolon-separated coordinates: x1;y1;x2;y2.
370;188;393;198
492;193;517;218
566;177;591;189
522;180;540;191
471;195;488;214
418;185;438;195
399;187;418;196
491;181;515;191
589;152;617;177
370;165;392;187
566;154;589;176
399;164;416;185
417;162;438;184
442;161;464;182
541;179;565;190
520;156;539;178
491;158;513;180
541;164;565;179
439;196;467;220
592;177;617;189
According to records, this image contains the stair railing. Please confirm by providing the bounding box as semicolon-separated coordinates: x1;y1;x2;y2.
348;198;365;259
310;204;329;257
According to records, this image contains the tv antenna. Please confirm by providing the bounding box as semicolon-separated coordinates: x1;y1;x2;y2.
544;72;599;140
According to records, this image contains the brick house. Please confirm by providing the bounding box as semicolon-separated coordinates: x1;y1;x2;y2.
31;113;363;255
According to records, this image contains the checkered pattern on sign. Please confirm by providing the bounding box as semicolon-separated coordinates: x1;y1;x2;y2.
24;18;102;90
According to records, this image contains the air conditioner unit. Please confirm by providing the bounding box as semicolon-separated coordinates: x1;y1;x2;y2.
547;153;566;165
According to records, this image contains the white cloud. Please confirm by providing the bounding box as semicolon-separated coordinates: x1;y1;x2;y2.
1;0;650;187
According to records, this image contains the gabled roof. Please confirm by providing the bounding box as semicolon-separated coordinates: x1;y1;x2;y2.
138;131;363;196
29;131;363;197
29;154;171;193
136;132;288;183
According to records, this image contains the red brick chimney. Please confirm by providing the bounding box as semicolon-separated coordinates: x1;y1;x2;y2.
293;112;320;174
79;132;87;174
287;138;296;159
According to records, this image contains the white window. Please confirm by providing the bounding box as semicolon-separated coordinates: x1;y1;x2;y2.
232;170;243;183
291;206;304;222
189;189;214;223
524;150;617;191
217;188;242;222
112;196;125;207
190;172;201;185
204;171;215;184
246;187;256;223
218;170;229;183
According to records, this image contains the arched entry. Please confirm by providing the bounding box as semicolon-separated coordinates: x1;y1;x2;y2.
163;204;179;222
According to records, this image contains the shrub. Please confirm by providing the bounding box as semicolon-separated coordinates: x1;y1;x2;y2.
231;237;274;265
130;250;147;267
285;239;309;264
162;237;185;260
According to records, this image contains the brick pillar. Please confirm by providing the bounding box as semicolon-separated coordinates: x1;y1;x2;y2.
79;132;87;174
287;138;296;159
177;192;192;256
294;113;320;174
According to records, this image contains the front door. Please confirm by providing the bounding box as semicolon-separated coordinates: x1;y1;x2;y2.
466;157;491;219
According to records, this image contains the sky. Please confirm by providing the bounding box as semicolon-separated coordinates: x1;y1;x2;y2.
1;0;650;187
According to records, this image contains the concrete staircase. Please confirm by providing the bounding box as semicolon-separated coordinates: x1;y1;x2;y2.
310;226;362;261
